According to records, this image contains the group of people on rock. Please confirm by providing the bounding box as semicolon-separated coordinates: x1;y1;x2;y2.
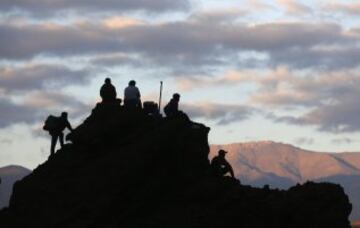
43;78;235;179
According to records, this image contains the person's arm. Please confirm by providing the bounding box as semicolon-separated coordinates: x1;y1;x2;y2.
136;87;141;99
113;85;117;98
225;160;235;178
66;120;73;132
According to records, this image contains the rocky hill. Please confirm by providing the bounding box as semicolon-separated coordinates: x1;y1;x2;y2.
211;142;360;220
0;103;352;228
0;165;31;209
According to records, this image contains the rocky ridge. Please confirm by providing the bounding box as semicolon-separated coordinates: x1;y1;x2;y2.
0;103;352;228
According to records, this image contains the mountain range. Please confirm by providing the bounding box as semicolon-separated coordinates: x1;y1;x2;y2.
0;165;31;209
211;141;360;221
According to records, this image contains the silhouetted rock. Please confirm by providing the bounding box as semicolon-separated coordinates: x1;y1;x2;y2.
0;104;352;228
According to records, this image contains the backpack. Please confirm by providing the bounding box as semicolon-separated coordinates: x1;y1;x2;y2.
43;115;60;132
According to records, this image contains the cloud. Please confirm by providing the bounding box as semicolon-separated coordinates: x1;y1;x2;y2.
176;70;256;91
255;67;360;133
183;103;256;125
90;53;144;67
102;17;145;29
0;138;13;145
1;18;357;74
294;137;314;146
0;0;190;17
0;63;91;92
277;0;312;15
331;138;353;145
189;8;248;24
0;98;40;128
324;3;360;16
0;91;90;129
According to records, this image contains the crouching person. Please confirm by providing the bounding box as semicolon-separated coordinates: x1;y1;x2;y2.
211;149;235;178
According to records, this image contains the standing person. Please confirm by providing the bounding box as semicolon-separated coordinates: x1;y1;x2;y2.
163;93;180;117
43;112;73;156
124;80;141;109
211;150;235;178
100;78;117;103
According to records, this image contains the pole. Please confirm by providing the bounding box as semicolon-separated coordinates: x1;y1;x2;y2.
158;81;163;114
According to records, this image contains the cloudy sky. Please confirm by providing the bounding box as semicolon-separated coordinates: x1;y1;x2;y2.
1;0;360;169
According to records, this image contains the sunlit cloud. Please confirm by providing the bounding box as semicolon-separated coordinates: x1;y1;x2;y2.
276;0;312;15
102;17;145;29
324;2;360;16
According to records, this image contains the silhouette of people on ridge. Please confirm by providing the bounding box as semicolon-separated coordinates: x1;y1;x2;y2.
124;80;142;109
211;149;235;178
100;78;117;104
43;112;73;156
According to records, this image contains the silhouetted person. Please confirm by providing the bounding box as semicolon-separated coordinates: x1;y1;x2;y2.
211;149;235;178
100;78;117;103
124;80;141;109
47;112;73;156
164;93;180;117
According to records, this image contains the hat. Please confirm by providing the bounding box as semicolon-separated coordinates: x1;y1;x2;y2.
218;149;227;155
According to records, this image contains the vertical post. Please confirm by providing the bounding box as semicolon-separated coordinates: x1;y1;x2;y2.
158;81;163;114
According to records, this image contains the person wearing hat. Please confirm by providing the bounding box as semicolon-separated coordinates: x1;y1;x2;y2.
163;93;181;117
100;77;117;103
211;149;235;178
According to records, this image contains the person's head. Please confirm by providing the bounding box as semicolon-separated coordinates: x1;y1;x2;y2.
173;93;180;101
105;78;111;84
218;149;227;158
129;80;136;86
61;112;68;119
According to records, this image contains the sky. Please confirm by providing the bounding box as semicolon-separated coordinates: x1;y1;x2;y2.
1;0;360;169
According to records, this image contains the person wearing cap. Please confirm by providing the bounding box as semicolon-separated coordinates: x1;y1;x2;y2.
49;112;73;156
211;149;235;178
163;93;180;117
100;78;117;103
124;80;141;109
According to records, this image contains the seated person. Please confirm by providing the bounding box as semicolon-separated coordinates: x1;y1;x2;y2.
124;80;141;109
211;149;235;178
164;93;180;117
100;78;117;103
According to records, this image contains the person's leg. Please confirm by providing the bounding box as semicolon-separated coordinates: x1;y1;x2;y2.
220;167;228;176
59;132;64;148
50;134;58;155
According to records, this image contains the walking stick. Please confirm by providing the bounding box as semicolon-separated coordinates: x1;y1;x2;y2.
158;81;163;114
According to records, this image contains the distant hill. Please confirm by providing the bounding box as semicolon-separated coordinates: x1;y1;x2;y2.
211;141;360;220
0;165;31;209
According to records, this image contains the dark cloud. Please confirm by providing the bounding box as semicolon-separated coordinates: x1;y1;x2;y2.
0;91;90;128
183;103;256;125
294;137;314;146
90;54;144;67
0;20;356;72
0;23;118;59
271;46;360;70
247;66;360;133
0;64;91;92
270;97;360;133
0;0;190;17
331;138;353;145
0;98;40;127
0;138;13;145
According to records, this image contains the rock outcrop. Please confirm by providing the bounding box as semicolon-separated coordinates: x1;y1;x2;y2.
0;103;352;228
